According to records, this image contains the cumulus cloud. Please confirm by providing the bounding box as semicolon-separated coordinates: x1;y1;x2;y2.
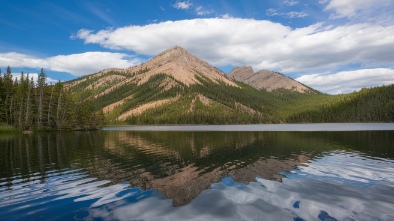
46;52;141;76
0;52;49;68
74;18;394;73
0;52;141;76
296;68;394;94
322;0;393;19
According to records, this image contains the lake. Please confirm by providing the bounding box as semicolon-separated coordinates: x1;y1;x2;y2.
1;124;394;220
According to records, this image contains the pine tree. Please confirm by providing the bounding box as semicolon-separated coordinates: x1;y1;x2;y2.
37;68;46;129
16;71;26;128
3;66;14;124
47;83;54;127
24;76;34;130
0;69;4;122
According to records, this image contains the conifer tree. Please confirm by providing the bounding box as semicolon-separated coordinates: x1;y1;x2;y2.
24;76;34;130
3;66;14;124
37;68;46;129
0;69;4;121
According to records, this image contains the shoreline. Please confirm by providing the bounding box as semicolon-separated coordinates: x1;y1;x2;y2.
102;123;394;132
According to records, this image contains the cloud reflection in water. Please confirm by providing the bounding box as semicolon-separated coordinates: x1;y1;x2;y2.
82;151;394;221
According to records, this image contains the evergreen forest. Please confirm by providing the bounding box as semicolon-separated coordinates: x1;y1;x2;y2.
0;66;106;131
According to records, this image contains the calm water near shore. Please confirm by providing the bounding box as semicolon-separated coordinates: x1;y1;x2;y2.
104;123;394;131
1;124;394;220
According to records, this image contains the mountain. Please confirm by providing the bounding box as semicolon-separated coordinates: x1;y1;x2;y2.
67;46;276;124
228;66;314;93
66;46;394;124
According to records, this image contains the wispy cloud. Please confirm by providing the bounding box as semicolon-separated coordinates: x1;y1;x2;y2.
287;11;308;18
266;8;280;16
86;4;118;26
284;0;299;6
267;8;308;18
45;2;90;25
195;6;213;16
173;1;192;10
173;1;213;16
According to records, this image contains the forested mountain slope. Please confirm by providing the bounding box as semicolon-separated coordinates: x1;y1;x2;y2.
286;85;394;122
65;46;393;124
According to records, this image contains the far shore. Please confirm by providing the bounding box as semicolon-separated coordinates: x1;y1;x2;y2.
102;123;394;132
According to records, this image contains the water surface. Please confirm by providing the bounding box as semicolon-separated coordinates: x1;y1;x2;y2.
0;127;393;220
104;123;394;131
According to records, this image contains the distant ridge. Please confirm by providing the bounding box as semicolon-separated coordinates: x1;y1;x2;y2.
228;66;314;93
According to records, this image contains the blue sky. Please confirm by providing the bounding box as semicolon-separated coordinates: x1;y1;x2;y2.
1;0;394;94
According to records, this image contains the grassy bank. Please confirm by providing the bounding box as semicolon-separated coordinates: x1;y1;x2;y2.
0;124;18;133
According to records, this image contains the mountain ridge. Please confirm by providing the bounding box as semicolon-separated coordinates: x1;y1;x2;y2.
66;46;321;123
228;66;314;93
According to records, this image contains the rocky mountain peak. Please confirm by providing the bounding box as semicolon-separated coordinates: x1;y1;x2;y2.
228;66;254;82
229;67;314;93
157;46;187;58
131;46;238;87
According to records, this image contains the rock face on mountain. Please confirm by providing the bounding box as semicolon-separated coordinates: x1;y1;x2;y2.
102;46;237;87
137;46;238;86
228;66;313;93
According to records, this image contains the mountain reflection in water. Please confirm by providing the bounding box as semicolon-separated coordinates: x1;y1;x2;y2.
0;130;393;220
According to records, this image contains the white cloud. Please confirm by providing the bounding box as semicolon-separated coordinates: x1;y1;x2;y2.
0;52;49;68
267;8;308;18
0;52;141;76
221;14;233;19
74;18;394;73
284;0;298;6
266;8;280;16
12;73;58;84
286;11;308;18
173;1;192;10
322;0;393;19
172;1;212;16
195;6;213;16
296;68;394;94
